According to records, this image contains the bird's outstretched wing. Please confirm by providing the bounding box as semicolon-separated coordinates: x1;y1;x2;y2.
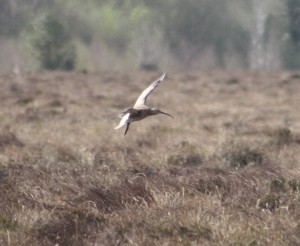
114;113;130;129
133;73;165;108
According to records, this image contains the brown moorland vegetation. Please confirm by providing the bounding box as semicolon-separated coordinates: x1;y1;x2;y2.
0;71;300;245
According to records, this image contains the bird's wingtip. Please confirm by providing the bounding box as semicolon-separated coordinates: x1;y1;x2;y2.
161;73;166;80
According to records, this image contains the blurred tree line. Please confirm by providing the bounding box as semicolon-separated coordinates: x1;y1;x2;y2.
0;0;299;71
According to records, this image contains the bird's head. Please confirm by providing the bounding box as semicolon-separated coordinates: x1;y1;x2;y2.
151;108;174;119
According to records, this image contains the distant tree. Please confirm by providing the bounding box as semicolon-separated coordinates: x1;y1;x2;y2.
128;5;165;70
287;0;300;45
159;0;250;69
22;13;76;70
97;4;130;53
285;0;300;68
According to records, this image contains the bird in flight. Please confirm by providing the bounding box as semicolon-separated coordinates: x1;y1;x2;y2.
114;73;173;135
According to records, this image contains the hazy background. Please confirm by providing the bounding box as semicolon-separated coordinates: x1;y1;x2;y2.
1;0;299;73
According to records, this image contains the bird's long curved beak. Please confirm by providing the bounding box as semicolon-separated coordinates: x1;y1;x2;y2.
159;110;174;119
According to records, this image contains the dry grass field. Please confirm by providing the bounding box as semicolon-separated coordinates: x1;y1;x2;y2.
0;71;300;245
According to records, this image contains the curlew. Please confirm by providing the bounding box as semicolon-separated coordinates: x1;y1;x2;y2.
114;73;173;135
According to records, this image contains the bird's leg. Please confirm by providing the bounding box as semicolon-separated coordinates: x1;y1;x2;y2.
124;123;130;135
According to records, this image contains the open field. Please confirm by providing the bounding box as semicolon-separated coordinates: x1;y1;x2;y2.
0;71;300;245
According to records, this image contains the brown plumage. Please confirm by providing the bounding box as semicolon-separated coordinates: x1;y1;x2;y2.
114;73;173;135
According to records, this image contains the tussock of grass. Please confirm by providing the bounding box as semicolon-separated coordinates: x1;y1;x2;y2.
167;141;203;167
0;71;300;245
168;153;202;166
270;127;293;147
78;178;155;213
222;141;265;168
0;214;18;231
35;209;105;246
0;131;24;151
